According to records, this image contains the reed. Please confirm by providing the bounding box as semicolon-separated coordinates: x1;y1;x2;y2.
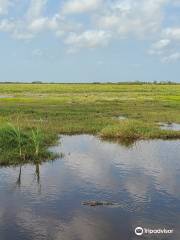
6;123;23;159
0;123;58;166
31;127;42;157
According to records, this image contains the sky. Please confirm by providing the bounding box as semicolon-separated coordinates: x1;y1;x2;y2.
0;0;180;83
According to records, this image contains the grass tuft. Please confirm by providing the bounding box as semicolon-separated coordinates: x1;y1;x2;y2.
99;120;180;141
0;123;58;166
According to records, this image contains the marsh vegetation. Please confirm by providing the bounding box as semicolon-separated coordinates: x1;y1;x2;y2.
0;123;58;166
0;83;179;165
100;120;180;140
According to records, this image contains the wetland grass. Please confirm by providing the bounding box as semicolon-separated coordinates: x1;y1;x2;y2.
0;83;179;164
0;123;58;166
100;120;180;141
31;127;43;157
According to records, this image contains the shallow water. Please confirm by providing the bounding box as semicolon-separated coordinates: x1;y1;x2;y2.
159;122;180;131
0;135;180;240
113;115;127;120
118;116;127;120
0;95;12;98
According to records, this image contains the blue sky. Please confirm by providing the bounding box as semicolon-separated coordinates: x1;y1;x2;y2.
0;0;180;83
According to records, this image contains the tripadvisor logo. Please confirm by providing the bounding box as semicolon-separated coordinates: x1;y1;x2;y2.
135;227;143;236
135;226;174;236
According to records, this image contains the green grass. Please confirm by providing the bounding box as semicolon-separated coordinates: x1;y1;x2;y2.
0;83;179;165
0;124;58;166
100;120;180;140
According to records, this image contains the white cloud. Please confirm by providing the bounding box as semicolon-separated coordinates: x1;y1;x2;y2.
162;52;180;62
95;0;168;38
0;0;49;39
149;39;171;55
24;0;49;34
152;39;171;49
27;0;47;20
0;19;33;39
0;19;14;31
62;0;102;14
164;27;180;40
149;27;180;62
0;0;84;40
0;0;13;15
64;30;111;51
28;17;48;32
0;0;180;60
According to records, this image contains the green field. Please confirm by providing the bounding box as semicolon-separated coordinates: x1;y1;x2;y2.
0;83;180;165
0;83;180;131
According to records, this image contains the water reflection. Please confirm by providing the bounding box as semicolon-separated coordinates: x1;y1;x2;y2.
0;135;179;240
159;122;180;131
14;164;41;188
16;166;22;187
102;137;135;147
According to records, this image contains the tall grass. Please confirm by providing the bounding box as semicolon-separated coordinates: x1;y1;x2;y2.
31;127;42;157
0;123;58;166
100;120;180;140
6;123;23;159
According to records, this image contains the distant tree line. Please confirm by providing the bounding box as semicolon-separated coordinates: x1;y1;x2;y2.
93;81;179;85
0;81;179;85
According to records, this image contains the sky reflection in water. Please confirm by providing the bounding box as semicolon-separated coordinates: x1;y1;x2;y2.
0;135;180;240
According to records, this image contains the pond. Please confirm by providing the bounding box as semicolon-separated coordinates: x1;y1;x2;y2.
112;115;127;120
159;123;180;131
0;135;180;240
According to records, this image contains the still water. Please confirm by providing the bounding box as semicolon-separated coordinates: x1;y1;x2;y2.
159;123;180;131
0;135;180;240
